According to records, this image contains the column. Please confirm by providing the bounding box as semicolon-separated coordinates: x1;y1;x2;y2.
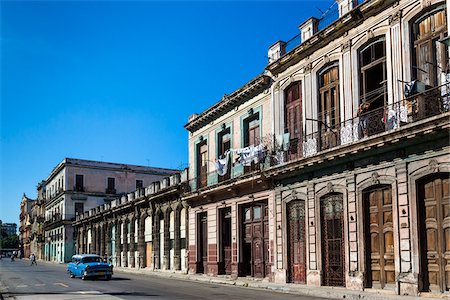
129;215;136;268
346;174;362;290
115;218;121;267
122;217;128;267
138;210;147;268
99;222;105;257
106;222;112;260
154;211;160;269
92;224;97;254
164;208;170;270
395;160;416;295
173;205;181;271
307;183;320;286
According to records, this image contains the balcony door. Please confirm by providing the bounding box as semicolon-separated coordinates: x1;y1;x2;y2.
285;82;303;159
197;142;208;188
318;64;340;150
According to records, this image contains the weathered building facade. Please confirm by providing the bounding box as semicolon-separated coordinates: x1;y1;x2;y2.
64;0;449;297
184;0;449;297
73;170;189;272
43;158;178;263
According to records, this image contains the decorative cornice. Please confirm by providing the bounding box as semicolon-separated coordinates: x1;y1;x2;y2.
184;74;271;133
389;10;402;25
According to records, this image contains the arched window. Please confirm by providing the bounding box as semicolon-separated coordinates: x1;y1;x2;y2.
359;38;387;109
412;6;448;87
318;63;340;149
284;82;303;159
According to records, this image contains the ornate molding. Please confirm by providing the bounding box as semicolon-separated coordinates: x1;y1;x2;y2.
323;55;330;64
366;29;375;40
389;10;402;25
371;172;380;185
341;40;351;52
326;182;334;193
304;63;313;73
428;159;439;173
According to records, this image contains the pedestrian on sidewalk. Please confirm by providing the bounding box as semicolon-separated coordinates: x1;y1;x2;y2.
30;253;37;266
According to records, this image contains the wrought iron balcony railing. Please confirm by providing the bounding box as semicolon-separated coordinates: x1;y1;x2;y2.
187;83;449;193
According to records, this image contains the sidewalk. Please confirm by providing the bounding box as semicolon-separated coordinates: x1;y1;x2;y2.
113;266;447;300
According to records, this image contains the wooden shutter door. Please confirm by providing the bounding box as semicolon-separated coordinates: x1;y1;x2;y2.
364;186;395;289
287;200;307;283
419;174;450;293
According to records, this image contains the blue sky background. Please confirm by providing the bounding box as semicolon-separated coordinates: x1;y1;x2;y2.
1;0;333;226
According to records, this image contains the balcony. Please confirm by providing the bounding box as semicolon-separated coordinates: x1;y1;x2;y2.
44;213;76;229
187;84;449;193
105;188;117;195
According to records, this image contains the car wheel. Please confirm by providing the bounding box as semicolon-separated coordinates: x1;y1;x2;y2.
70;272;75;278
81;274;86;280
106;275;111;281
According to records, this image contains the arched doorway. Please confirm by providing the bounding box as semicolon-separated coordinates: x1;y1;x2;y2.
363;185;395;289
320;193;345;286
287;200;306;283
417;173;450;293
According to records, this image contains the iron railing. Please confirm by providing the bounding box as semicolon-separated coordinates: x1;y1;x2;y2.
187;83;449;192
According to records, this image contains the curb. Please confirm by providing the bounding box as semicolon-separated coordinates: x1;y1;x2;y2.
112;267;444;300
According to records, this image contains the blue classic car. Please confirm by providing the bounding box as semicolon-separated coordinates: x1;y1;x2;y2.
67;254;113;280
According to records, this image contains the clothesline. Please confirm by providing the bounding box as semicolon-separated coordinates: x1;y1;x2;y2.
215;144;266;176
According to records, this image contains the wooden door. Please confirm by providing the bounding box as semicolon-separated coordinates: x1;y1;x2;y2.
418;174;450;293
146;242;152;267
220;208;232;275
285;82;302;159
242;203;268;278
287;200;307;284
198;212;208;274
321;194;345;286
197;143;207;188
364;186;395;289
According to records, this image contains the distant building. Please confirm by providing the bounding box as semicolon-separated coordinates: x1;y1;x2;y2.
19;194;34;258
42;158;178;263
2;222;18;236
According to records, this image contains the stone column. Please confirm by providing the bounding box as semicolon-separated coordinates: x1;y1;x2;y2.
138;209;147;268
173;204;181;271
154;210;160;269
106;222;112;260
115;218;121;267
122;216;128;267
129;215;136;268
99;222;105;257
91;224;97;254
164;208;170;270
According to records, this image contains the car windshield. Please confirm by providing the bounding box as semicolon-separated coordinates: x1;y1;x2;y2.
82;257;102;263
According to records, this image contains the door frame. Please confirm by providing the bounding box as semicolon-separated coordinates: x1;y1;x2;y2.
409;161;450;292
356;175;398;290
416;172;450;292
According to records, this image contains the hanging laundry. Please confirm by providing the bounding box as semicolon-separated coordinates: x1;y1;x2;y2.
215;151;230;176
232;144;265;167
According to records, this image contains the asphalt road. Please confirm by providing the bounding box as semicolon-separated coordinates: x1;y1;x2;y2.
0;258;328;300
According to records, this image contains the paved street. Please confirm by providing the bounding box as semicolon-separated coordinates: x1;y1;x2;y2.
0;259;327;300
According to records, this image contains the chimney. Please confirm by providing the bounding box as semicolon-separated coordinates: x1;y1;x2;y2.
299;17;319;42
337;0;357;17
268;40;286;64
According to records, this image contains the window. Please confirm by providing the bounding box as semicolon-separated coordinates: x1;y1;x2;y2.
75;203;84;216
412;7;448;86
359;38;387;109
196;141;208;188
318;64;340;149
244;113;260;147
136;180;143;190
285;82;303;158
106;177;115;194
75;174;84;192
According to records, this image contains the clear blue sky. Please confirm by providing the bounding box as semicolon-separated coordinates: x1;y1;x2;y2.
0;1;333;226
